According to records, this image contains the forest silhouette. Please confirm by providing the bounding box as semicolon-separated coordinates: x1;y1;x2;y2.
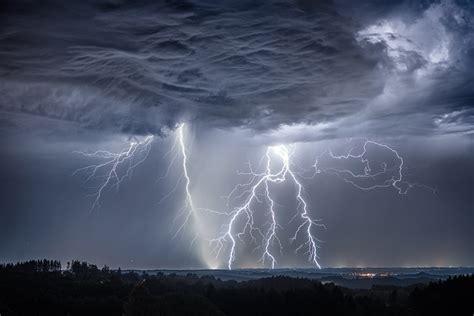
0;260;472;315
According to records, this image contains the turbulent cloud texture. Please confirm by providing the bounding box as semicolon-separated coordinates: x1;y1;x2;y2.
1;0;472;137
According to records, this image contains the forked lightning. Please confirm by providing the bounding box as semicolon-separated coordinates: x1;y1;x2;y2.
210;145;324;270
73;135;154;211
75;126;428;269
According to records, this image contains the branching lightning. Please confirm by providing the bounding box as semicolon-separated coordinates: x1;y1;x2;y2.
75;128;430;270
210;145;325;270
73;135;154;211
312;139;435;195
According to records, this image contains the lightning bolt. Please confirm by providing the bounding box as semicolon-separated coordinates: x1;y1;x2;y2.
210;145;324;270
154;123;200;241
73;135;154;211
74;129;430;270
312;139;435;194
173;123;199;238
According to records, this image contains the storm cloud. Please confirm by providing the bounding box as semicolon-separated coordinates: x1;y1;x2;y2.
1;0;472;137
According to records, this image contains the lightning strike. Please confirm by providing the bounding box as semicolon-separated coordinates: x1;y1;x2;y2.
74;128;428;270
210;145;324;270
73;135;154;211
154;123;200;240
173;123;199;237
313;139;434;194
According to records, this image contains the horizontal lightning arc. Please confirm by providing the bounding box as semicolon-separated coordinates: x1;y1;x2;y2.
312;139;435;195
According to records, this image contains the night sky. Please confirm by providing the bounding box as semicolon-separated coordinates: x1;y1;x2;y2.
0;0;473;269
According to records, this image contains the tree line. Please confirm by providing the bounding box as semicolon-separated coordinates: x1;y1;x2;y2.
0;259;472;315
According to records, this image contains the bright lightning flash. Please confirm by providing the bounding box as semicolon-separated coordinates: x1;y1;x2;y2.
75;128;430;270
210;145;324;270
73;135;154;211
173;123;199;237
154;123;199;240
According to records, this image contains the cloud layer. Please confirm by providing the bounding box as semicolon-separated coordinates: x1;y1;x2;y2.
0;0;472;137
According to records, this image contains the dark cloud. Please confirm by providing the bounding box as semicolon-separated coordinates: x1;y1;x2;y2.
0;0;420;135
1;0;472;137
